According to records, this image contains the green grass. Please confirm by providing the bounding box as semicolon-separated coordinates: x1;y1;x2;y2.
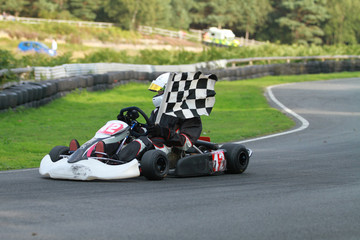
1;71;360;170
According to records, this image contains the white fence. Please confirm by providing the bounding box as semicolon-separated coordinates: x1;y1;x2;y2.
138;26;202;41
138;26;263;46
1;16;114;28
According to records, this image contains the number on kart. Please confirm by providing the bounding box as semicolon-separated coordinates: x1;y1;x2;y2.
212;150;226;172
97;122;124;135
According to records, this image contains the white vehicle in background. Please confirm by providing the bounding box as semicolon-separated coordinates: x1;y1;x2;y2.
202;27;240;47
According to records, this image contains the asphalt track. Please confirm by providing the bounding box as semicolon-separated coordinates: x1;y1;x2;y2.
1;78;359;240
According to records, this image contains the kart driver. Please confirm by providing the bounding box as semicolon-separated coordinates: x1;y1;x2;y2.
81;72;203;163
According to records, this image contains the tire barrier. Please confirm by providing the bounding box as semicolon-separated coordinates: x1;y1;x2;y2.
1;59;360;111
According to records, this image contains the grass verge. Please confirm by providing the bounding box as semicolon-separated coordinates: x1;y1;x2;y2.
0;71;359;170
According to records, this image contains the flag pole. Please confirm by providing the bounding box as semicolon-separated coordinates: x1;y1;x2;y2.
155;72;176;124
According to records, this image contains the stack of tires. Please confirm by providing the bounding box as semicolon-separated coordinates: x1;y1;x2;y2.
0;71;156;111
0;82;54;110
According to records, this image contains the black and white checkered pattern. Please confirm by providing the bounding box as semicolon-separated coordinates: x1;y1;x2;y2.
162;71;217;119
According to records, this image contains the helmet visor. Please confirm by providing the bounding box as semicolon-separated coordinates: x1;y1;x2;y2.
148;83;163;92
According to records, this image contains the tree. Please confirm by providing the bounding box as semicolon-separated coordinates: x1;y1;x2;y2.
233;0;272;40
190;0;271;40
206;0;232;29
168;0;194;29
103;0;168;30
323;0;360;44
32;0;60;18
190;0;236;29
68;0;101;21
0;0;29;17
137;0;171;29
276;0;329;45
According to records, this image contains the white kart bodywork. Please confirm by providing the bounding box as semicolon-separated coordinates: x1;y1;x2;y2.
39;155;140;180
39;119;142;181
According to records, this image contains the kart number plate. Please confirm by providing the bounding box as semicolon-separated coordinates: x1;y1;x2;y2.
211;150;226;172
97;122;124;135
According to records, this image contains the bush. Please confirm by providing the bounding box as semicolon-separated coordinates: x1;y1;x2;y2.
78;49;132;63
0;49;17;69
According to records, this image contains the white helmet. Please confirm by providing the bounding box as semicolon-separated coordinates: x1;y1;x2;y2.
149;73;171;108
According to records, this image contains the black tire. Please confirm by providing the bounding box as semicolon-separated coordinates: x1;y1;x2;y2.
68;77;78;90
49;145;69;162
0;93;7;110
86;75;95;87
23;84;35;102
4;91;17;108
11;89;24;106
94;74;104;85
57;78;68;92
29;83;42;100
78;76;87;88
222;143;249;174
141;150;169;180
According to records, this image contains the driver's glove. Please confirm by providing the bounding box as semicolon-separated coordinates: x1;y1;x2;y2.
147;124;168;139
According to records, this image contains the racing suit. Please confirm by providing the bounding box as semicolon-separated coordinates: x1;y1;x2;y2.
114;108;202;162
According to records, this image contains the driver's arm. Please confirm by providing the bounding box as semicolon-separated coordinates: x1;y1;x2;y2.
149;117;202;151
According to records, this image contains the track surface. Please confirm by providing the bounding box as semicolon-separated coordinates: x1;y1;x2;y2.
1;78;359;240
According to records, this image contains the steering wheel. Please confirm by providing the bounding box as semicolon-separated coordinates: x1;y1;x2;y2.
118;106;151;137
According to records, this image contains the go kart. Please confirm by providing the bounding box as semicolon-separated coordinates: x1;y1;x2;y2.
39;106;252;181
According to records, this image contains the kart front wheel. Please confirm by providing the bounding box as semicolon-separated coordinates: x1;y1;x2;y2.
49;145;69;162
141;150;169;180
222;143;249;174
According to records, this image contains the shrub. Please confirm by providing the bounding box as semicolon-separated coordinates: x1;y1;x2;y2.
0;49;17;69
78;49;132;63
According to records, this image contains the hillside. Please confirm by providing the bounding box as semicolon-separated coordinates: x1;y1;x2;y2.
0;20;203;59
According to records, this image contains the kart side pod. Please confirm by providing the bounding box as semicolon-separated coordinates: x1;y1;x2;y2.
174;143;251;177
174;150;227;177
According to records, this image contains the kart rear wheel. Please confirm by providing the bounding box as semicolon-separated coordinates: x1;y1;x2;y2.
141;150;169;180
222;143;249;174
49;145;70;162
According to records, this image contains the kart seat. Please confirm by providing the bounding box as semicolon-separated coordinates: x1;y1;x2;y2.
194;139;219;150
185;137;219;154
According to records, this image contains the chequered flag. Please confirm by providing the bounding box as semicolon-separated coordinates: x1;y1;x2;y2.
160;71;217;119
